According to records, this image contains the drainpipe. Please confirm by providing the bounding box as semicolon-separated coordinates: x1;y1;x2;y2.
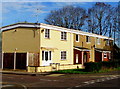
81;51;84;66
2;52;4;69
14;52;16;70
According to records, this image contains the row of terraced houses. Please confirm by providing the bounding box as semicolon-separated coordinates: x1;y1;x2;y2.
1;23;113;72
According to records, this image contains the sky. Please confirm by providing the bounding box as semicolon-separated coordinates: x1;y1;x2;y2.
0;0;119;27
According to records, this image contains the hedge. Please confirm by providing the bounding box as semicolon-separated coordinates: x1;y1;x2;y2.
84;60;120;72
84;62;102;72
101;60;120;68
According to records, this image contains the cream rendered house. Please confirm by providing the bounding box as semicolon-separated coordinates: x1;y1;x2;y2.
1;22;113;72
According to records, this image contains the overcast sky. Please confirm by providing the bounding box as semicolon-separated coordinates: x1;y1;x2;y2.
1;0;119;27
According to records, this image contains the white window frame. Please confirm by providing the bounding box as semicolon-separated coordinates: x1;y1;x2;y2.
76;34;79;42
104;52;107;58
42;51;51;61
61;51;67;60
61;32;67;40
106;40;109;46
86;36;91;43
97;38;101;45
44;29;50;38
109;52;111;59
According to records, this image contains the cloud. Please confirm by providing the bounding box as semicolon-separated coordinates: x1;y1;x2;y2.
2;0;94;2
2;2;47;14
2;0;119;2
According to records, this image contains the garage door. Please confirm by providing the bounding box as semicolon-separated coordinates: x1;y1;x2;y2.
3;53;14;69
16;53;27;69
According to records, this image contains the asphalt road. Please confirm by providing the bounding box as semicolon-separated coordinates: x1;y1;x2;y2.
82;78;120;87
1;71;120;89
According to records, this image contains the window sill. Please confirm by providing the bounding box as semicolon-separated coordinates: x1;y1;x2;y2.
61;39;67;41
97;43;101;45
61;59;67;61
86;42;91;44
44;37;50;39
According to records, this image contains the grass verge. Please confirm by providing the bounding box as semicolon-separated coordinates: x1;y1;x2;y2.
51;67;120;74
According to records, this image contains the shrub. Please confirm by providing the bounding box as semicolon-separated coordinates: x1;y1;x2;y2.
84;62;102;72
101;61;111;68
101;60;120;69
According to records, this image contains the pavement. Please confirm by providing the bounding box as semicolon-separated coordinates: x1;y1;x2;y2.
0;69;50;76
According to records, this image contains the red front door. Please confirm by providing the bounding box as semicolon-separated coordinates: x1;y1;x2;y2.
74;49;82;64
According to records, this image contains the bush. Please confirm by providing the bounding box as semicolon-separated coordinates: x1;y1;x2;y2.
101;60;120;69
84;62;102;72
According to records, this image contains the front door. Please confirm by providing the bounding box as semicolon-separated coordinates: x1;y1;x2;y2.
76;54;79;63
42;51;52;66
74;49;82;64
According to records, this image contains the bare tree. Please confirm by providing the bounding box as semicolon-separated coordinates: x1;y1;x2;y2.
113;2;120;46
87;2;113;35
44;5;87;30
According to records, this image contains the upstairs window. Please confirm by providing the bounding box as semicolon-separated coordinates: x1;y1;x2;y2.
86;36;90;42
61;51;66;60
45;29;50;38
61;32;67;40
106;40;109;46
97;38;101;44
76;34;79;42
104;52;107;58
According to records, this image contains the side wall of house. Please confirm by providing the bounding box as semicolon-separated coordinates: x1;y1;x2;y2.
2;27;40;53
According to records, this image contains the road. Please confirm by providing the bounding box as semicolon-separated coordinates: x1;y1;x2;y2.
1;70;120;89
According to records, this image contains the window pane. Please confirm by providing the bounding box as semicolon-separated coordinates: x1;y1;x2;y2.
61;32;67;40
61;51;66;60
42;51;44;60
76;34;79;41
49;51;51;60
86;36;88;42
86;36;90;42
45;29;50;38
45;52;48;61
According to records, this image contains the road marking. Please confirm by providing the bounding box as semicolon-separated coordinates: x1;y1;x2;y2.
2;83;27;89
101;79;105;81
18;84;27;89
2;85;15;87
96;79;101;82
40;79;58;82
69;75;120;88
106;77;110;80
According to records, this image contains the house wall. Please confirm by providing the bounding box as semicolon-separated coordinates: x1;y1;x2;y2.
28;64;83;72
39;28;74;66
74;34;113;62
96;38;113;50
2;27;40;53
74;34;95;62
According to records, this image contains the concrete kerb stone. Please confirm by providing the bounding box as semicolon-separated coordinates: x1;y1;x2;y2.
1;70;51;76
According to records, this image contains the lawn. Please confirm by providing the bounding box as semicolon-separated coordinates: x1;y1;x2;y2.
51;67;120;74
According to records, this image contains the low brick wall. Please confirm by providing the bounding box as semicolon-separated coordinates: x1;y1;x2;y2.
28;64;83;72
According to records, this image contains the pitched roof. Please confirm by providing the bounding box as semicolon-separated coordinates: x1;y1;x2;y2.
1;22;113;40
